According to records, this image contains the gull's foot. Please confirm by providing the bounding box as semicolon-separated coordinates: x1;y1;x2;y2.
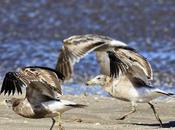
159;123;163;128
58;124;65;130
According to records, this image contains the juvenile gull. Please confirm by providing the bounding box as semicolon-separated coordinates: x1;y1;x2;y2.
1;66;86;130
56;34;152;84
86;51;173;127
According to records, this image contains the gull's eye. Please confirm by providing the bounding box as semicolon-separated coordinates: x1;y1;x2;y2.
97;77;101;80
30;68;36;71
25;69;29;72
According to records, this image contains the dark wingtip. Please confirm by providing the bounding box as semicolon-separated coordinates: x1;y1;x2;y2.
66;104;87;108
167;93;174;96
156;91;174;96
107;51;124;78
107;50;113;55
107;51;119;61
117;46;137;52
1;72;13;95
1;72;23;96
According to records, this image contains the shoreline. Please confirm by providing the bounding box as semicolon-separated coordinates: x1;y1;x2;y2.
0;95;175;130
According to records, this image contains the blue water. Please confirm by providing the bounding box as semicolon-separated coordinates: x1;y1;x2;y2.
0;39;175;96
0;0;175;96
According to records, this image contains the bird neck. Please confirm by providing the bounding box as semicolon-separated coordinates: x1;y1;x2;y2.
103;77;113;92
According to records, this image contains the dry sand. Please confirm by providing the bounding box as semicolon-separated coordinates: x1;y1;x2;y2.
0;95;175;130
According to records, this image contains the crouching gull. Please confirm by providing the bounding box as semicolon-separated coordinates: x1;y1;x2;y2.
1;66;86;130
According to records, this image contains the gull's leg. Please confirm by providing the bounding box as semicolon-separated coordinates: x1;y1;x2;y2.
116;102;136;120
148;102;163;127
56;112;65;130
50;118;56;130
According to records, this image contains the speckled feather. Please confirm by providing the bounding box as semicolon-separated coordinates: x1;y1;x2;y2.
56;34;153;83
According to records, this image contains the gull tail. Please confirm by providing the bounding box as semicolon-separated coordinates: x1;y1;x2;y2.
61;100;87;108
65;104;87;108
155;89;174;96
154;90;175;103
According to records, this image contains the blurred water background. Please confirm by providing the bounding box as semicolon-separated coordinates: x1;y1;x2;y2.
0;0;175;96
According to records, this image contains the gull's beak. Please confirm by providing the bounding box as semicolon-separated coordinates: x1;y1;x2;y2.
5;99;12;108
86;80;94;86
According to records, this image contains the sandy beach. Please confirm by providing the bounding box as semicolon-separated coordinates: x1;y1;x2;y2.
0;1;175;130
0;94;175;130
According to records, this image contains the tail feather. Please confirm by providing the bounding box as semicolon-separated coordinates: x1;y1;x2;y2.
61;100;87;108
65;104;87;108
156;91;174;96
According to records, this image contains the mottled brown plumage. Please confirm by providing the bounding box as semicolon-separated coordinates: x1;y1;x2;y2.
86;51;173;127
56;34;153;83
86;73;174;127
1;66;86;130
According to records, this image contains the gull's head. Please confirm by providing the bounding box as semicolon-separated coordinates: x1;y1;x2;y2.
86;75;107;86
12;67;40;84
5;98;20;108
20;67;40;78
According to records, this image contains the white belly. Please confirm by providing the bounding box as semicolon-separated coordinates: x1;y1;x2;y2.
41;100;75;115
109;86;138;102
104;75;168;103
109;85;161;103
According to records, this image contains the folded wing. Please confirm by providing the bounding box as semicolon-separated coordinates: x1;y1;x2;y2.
25;66;64;95
26;81;60;105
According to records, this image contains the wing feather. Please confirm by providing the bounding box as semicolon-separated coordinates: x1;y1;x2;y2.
107;50;130;78
37;69;63;95
56;34;152;82
118;48;153;80
1;72;24;95
56;40;105;80
56;34;128;80
26;81;60;105
1;66;63;98
107;47;153;83
0;71;60;105
23;66;64;95
96;51;110;75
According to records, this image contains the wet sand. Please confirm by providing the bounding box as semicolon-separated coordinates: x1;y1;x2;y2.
0;95;175;130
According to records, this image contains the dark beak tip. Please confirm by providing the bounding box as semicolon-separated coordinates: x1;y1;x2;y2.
5;99;9;103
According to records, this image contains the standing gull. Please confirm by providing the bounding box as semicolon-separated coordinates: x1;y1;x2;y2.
86;51;173;127
56;34;152;84
1;66;86;130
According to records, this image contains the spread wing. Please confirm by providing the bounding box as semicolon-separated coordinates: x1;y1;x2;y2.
107;50;130;78
1;72;24;95
115;47;153;80
96;51;110;75
56;34;112;80
27;66;64;95
56;34;127;80
0;72;60;105
107;47;153;83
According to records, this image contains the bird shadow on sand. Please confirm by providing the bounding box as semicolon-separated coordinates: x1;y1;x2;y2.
131;121;175;128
